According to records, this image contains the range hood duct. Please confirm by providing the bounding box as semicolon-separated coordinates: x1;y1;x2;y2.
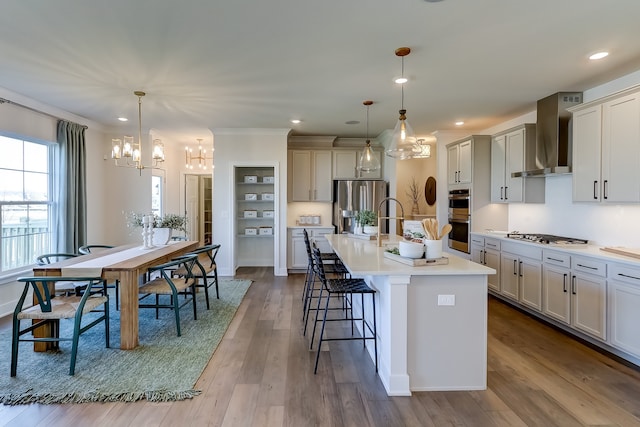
513;92;583;177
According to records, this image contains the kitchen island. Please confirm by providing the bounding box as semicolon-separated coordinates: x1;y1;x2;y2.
325;234;495;396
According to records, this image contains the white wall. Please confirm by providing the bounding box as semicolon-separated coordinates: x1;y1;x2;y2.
212;128;289;276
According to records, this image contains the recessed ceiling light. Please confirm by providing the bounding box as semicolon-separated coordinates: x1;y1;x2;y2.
589;51;609;60
118;117;128;122
290;119;301;124
394;77;408;84
455;121;464;126
345;120;360;125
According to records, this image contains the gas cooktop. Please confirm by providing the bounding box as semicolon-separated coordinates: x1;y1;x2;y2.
506;233;588;246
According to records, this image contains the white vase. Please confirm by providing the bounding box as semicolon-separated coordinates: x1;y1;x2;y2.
152;227;172;245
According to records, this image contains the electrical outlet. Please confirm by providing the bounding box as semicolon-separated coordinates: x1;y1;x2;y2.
437;294;455;306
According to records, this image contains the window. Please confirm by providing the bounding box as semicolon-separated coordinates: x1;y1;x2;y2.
151;173;163;217
0;134;53;274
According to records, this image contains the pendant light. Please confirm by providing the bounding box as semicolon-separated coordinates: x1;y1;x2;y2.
385;47;420;160
358;100;381;173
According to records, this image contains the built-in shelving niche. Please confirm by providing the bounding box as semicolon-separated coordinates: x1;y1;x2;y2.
235;166;276;267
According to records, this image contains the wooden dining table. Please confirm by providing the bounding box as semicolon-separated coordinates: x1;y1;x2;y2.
32;240;199;350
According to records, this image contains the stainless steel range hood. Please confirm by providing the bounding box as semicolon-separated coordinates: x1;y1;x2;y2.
513;92;583;177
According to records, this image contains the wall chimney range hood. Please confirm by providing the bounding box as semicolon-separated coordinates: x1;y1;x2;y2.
513;92;583;177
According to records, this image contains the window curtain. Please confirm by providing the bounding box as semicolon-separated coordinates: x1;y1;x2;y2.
55;120;88;253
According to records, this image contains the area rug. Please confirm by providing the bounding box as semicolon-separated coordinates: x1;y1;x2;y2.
0;279;252;405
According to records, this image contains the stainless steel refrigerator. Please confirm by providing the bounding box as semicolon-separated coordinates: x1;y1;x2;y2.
333;180;388;234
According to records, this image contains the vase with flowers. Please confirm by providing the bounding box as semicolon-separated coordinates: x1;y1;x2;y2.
126;212;188;246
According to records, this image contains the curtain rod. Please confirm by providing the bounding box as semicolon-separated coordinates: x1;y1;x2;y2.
0;96;86;128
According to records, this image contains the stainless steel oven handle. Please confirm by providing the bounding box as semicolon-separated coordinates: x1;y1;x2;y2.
448;218;470;224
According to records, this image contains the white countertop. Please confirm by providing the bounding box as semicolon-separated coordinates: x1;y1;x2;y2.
326;234;495;276
472;231;640;267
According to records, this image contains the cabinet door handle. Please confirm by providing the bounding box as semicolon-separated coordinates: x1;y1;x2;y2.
500;187;504;200
571;275;577;295
577;263;598;270
563;273;568;292
504;186;508;200
547;257;563;263
618;273;640;281
519;261;523;277
593;181;598;200
314;189;317;200
513;259;517;275
603;180;608;200
482;250;486;265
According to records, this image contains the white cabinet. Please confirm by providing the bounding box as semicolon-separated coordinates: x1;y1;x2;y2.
542;250;572;324
333;150;382;180
572;88;640;202
287;227;335;270
288;229;308;269
571;256;607;340
490;124;544;203
471;236;501;292
289;150;332;202
542;250;607;340
447;139;472;185
608;263;640;358
500;241;542;310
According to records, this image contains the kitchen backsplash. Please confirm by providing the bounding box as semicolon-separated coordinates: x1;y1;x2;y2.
508;175;640;247
287;202;333;227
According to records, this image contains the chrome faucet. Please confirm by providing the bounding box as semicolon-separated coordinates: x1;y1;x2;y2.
377;197;405;247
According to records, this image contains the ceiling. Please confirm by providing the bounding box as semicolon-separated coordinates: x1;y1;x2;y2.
2;0;640;146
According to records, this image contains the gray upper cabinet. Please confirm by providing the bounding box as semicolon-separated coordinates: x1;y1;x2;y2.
289;150;332;202
571;87;640;203
490;124;544;203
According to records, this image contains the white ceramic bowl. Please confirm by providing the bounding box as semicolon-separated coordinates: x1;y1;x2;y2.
398;240;425;259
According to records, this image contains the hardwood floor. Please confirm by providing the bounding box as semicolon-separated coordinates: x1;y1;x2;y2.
2;267;640;426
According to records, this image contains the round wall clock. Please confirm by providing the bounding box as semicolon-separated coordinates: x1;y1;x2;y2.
425;176;436;206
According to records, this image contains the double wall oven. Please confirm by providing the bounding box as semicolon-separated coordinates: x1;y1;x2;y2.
448;189;470;253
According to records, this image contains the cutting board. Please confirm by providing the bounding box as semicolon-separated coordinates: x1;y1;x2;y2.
383;251;449;267
600;247;640;260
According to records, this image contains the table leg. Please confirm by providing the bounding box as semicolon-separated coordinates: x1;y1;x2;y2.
119;270;140;349
33;276;58;352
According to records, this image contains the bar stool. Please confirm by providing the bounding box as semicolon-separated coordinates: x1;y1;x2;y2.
310;246;377;374
301;229;348;335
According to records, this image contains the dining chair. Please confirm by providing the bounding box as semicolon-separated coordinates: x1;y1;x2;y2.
11;276;110;376
172;244;221;310
138;255;199;336
36;253;86;296
78;244;120;310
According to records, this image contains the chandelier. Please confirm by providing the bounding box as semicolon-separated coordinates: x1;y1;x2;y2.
385;47;420;160
185;138;214;170
111;91;165;173
412;138;432;158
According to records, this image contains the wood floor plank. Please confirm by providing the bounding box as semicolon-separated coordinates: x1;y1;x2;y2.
251;405;284;427
2;268;640;427
335;382;374;427
221;383;260;427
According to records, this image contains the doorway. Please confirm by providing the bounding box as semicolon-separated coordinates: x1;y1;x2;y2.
184;174;213;245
